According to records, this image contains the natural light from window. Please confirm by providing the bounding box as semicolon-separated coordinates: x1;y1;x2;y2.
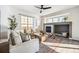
21;15;37;33
44;16;66;23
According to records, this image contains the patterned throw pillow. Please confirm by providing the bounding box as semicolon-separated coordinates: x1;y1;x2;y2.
20;32;29;42
12;31;22;45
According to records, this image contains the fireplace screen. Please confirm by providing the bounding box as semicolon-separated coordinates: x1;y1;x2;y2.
46;26;51;33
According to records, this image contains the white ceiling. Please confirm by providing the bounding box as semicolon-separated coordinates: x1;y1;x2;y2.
11;5;78;16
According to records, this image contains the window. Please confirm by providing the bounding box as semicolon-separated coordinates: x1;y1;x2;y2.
21;15;37;33
59;17;65;22
53;17;59;22
44;16;67;23
47;18;53;23
44;18;53;23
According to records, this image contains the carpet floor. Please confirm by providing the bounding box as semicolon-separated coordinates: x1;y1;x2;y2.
37;36;79;53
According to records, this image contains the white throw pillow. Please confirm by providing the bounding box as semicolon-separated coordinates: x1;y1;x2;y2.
12;31;22;45
62;32;67;37
26;35;31;40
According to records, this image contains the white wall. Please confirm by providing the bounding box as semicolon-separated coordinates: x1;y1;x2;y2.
41;6;79;40
70;7;79;40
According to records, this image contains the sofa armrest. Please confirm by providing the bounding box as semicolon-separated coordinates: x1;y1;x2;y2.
0;42;9;53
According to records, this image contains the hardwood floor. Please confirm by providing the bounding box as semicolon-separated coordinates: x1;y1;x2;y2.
37;36;79;53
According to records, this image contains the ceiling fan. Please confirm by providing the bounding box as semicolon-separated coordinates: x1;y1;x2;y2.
35;5;52;13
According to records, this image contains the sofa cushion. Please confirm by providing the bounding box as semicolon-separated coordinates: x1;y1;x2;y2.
20;32;28;42
10;38;39;53
62;32;67;37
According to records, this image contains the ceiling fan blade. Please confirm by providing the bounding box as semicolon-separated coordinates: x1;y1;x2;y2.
35;6;41;9
43;7;51;9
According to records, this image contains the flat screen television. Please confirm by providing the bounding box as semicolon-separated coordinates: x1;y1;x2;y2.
46;26;51;33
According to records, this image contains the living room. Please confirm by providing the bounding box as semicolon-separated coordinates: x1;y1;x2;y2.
0;5;79;53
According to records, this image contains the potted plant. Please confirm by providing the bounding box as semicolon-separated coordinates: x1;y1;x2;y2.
8;16;17;30
64;17;68;22
8;16;17;45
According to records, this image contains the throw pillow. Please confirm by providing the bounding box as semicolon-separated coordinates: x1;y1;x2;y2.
12;31;22;45
20;32;28;42
62;32;67;37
